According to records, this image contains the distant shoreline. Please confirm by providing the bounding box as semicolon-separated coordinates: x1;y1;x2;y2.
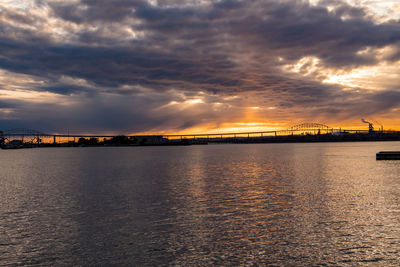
2;132;400;149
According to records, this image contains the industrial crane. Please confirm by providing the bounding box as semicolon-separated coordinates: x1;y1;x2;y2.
361;118;374;133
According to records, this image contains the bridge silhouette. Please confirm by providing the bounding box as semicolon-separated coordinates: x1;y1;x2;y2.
1;123;374;145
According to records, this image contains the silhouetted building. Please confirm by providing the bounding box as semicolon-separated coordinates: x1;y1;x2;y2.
134;135;168;145
3;140;23;149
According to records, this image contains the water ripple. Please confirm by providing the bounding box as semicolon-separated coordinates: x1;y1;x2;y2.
1;143;400;265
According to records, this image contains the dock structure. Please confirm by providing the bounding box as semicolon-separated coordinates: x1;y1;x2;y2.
376;151;400;160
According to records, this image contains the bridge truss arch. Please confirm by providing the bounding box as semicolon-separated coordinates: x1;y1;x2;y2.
1;128;50;145
289;123;330;131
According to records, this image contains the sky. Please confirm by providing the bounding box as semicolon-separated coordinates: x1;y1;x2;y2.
1;0;400;134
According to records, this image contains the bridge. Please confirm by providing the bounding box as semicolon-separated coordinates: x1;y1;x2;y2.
0;123;375;146
163;123;339;140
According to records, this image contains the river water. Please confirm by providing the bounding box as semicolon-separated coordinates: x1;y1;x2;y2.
1;142;400;265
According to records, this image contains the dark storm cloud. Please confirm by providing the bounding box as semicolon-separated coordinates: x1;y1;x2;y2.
224;2;400;68
57;0;400;68
49;0;145;23
0;99;18;109
0;36;242;94
3;0;400;87
39;84;94;96
0;0;400;132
